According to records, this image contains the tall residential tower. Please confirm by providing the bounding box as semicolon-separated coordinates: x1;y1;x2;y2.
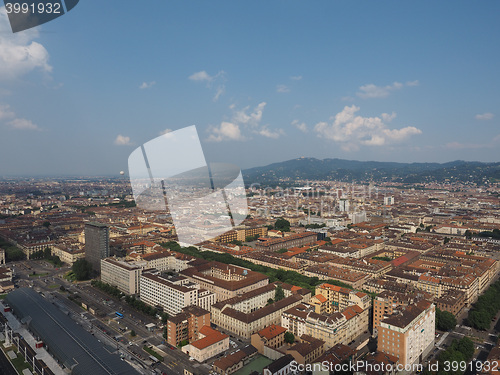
84;222;109;273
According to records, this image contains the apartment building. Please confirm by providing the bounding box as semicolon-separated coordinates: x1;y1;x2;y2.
372;290;430;337
166;305;210;347
180;260;269;302
251;325;287;354
212;294;303;339
214;226;268;243
303;265;369;289
435;289;466;317
255;232;317;252
84;222;109;273
286;335;325;365
318;239;383;259
51;245;85;265
378;300;435;367
101;258;142;295
140;250;195;272
314;283;371;313
140;273;216;316
281;303;369;349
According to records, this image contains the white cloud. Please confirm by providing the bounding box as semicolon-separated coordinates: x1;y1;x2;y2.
214;85;225;102
0;104;40;130
114;135;132;146
189;70;226;101
290;75;303;81
139;81;156;89
314;105;422;151
0;8;52;80
258;127;284;139
207;122;245;142
0;104;15;120
188;71;213;82
208;102;284;141
381;112;397;122
276;84;290;93
292;120;308;133
233;102;266;128
356;80;418;99
475;112;494;120
7;118;39;130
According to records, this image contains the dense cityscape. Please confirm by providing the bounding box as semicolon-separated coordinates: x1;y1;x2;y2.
1;1;499;375
0;173;499;375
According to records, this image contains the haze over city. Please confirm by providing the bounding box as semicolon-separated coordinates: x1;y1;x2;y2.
0;3;500;375
1;1;499;176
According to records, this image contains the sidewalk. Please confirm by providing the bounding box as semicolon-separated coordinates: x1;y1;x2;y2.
0;301;67;375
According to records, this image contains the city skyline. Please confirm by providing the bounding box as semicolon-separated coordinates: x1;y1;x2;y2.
0;1;499;176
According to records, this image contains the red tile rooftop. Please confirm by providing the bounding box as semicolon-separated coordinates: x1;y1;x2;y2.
257;324;286;340
191;326;228;350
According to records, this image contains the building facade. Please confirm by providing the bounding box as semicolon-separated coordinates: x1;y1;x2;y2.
378;301;435;367
101;258;141;295
140;272;216;316
84;222;110;273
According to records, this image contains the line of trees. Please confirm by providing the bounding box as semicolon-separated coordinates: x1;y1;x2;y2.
123;295;158;316
435;308;457;331
245;234;260;242
423;336;474;375
160;241;352;293
0;237;25;262
91;279;123;299
91;279;160;317
477;229;500;240
467;279;500;330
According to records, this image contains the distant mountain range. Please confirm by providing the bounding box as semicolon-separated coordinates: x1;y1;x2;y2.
242;157;500;185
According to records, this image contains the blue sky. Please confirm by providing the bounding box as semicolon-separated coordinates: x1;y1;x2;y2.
0;1;499;176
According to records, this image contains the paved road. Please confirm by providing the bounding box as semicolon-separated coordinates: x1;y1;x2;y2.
10;260;211;374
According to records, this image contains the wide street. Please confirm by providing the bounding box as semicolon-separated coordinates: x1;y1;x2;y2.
9;260;211;375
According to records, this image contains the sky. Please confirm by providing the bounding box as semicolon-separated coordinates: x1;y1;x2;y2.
0;1;499;176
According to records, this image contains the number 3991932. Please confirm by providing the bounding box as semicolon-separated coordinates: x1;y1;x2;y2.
5;2;62;14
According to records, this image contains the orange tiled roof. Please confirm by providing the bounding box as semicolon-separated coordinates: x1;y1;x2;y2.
314;294;327;303
257;324;286;340
191;326;228;350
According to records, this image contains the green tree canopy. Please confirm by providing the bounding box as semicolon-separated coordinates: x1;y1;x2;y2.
436;308;457;331
274;218;291;232
275;285;285;302
284;331;295;344
72;259;93;281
